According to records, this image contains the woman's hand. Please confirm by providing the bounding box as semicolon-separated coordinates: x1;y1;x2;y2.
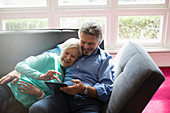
18;80;43;98
0;70;21;85
39;70;62;83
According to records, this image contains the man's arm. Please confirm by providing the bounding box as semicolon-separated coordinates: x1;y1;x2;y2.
0;70;21;85
93;55;114;102
84;85;97;98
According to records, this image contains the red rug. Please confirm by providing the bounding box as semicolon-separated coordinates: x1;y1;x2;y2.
142;67;170;113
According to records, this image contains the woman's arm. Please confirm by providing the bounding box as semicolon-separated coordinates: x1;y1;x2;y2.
0;70;21;85
15;53;62;81
15;55;48;80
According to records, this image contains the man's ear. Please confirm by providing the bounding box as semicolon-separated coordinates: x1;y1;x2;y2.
98;40;102;46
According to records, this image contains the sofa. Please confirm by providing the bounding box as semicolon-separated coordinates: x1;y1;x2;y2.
0;29;165;113
106;41;165;113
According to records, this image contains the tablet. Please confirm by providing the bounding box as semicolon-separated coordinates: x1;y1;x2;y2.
45;82;68;94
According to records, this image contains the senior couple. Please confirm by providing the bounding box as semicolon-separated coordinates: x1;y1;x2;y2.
0;22;114;113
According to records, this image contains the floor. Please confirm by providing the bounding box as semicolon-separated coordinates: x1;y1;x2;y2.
142;67;170;113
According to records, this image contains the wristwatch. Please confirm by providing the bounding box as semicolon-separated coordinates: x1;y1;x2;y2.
83;85;88;95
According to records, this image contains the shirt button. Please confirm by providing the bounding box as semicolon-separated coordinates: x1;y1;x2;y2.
82;58;84;60
77;66;79;68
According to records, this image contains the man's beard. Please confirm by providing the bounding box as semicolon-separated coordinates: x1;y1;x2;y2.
82;48;93;56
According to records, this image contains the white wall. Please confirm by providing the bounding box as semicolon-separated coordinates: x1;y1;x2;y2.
110;52;170;67
149;52;170;67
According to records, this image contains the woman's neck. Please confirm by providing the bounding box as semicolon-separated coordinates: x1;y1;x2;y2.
61;66;65;71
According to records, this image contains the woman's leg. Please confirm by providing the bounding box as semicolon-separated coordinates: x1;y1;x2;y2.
0;84;13;112
29;94;70;113
0;84;15;113
0;84;28;113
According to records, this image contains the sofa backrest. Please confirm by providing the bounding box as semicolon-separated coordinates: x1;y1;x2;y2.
0;29;104;78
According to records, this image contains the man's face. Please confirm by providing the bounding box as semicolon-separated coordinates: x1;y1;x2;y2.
80;32;101;56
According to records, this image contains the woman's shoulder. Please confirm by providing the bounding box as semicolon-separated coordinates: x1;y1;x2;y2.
41;52;59;58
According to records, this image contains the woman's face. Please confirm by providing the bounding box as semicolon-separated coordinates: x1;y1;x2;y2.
60;47;79;68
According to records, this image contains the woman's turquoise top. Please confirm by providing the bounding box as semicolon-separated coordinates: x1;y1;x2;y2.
8;53;63;108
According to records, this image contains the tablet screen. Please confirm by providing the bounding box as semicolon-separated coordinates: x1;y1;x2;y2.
45;82;68;94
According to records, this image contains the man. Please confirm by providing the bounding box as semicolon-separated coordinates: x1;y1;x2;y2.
0;22;114;113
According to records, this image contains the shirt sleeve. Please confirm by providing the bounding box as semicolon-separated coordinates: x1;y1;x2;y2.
93;55;115;102
63;65;74;86
15;54;52;80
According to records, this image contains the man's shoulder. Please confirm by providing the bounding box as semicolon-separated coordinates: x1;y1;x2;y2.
98;48;112;58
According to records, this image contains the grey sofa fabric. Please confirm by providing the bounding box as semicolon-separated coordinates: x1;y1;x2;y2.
107;41;165;113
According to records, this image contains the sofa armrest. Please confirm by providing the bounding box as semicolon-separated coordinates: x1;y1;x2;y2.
106;41;165;113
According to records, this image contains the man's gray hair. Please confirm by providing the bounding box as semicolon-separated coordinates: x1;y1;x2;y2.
79;22;103;41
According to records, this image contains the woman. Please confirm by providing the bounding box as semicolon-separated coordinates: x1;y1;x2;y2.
0;38;82;111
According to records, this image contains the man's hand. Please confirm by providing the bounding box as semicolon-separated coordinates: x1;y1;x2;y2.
60;79;86;95
39;70;62;83
0;70;21;85
60;79;98;98
18;80;43;98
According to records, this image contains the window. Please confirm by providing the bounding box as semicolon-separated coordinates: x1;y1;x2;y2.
2;18;48;30
58;0;107;6
117;16;163;43
60;17;106;39
118;0;165;5
117;0;168;8
0;0;47;8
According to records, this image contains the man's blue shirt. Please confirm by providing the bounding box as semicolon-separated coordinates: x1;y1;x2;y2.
64;48;115;102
